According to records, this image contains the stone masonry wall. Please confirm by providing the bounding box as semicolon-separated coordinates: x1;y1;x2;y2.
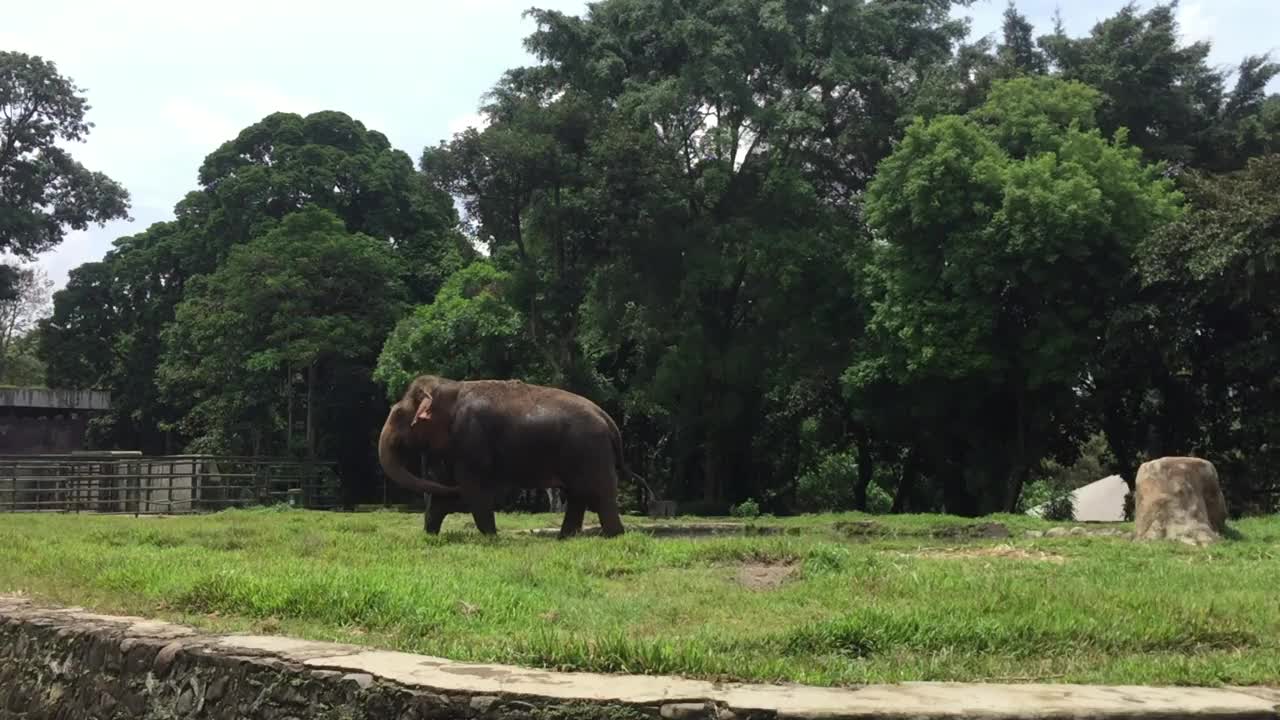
1;595;1278;720
0;608;665;720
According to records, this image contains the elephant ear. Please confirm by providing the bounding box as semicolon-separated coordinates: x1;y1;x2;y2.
411;394;434;426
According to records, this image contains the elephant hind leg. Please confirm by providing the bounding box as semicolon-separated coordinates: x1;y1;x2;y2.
558;496;587;539
595;492;625;538
455;464;498;535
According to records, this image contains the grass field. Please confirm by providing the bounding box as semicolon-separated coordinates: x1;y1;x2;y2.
1;507;1278;688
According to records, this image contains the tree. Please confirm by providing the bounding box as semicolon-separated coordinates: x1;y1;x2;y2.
196;110;471;301
995;2;1047;77
0;262;51;384
1133;154;1280;514
859;76;1183;514
38;221;191;450
0;52;130;298
0;327;44;386
158;206;407;457
42;109;465;461
426;0;971;509
1037;3;1225;167
375;261;543;398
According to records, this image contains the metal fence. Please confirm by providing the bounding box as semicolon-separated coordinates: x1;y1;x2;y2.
0;453;341;515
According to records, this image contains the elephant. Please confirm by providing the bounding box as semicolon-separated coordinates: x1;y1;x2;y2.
378;374;652;539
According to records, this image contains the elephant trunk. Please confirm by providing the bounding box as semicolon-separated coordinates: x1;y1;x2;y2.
378;412;457;496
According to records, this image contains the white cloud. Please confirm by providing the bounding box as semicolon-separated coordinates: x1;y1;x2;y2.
447;111;490;137
161;98;240;148
1175;2;1216;45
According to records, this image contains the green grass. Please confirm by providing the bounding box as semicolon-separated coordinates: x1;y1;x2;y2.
1;507;1278;687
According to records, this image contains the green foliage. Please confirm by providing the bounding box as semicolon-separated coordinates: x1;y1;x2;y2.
729;498;761;519
0;330;44;386
158;206;407;454
374;261;540;398
1132;154;1280;513
1040;492;1076;523
796;451;860;513
0;51;130;297
0;264;51;384
860;76;1183;514
40;109;460;471
27;1;1280;516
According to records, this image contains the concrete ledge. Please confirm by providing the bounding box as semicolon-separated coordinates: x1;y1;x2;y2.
1;595;1277;719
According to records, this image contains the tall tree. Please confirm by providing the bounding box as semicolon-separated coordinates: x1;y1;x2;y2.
860;76;1183;514
0;262;51;382
0;52;130;298
39;221;190;451
196;110;471;301
42;110;466;459
425;0;971;508
158;206;407;457
1037;2;1224;167
375;260;543;397
1134;153;1280;514
995;2;1047;77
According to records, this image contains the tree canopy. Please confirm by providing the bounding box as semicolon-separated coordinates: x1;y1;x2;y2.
0;51;130;299
27;1;1280;515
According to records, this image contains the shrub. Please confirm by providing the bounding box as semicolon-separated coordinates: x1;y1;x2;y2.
1042;491;1076;522
731;498;761;518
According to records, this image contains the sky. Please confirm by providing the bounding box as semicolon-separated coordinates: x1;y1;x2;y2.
5;0;1278;293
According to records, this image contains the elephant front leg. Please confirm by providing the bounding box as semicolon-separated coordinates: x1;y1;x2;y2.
558;496;587;539
458;482;498;535
424;493;465;535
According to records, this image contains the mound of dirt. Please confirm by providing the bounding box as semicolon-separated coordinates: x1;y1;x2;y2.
736;561;798;590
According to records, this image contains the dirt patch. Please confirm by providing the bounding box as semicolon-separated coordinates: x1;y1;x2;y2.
736;561;798;590
893;544;1066;563
526;523;797;538
835;520;1010;540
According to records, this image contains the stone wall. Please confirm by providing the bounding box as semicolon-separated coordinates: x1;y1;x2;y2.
1;595;1277;720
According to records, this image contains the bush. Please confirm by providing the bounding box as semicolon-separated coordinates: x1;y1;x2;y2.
730;498;761;518
1042;492;1076;522
795;449;893;514
796;450;858;512
865;481;893;515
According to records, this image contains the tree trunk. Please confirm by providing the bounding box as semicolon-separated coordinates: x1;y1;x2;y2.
892;447;918;514
1005;383;1029;513
702;444;722;505
286;364;294;453
853;427;874;511
305;362;316;459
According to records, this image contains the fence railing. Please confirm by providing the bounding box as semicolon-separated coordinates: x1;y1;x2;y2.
0;454;341;515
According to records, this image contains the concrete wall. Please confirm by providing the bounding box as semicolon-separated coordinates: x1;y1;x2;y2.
0;387;111;456
0;412;92;454
0;387;111;411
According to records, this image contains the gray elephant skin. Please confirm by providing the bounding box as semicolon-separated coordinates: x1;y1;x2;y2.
377;374;647;538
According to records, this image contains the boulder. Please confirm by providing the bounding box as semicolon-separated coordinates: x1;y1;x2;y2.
1133;456;1228;546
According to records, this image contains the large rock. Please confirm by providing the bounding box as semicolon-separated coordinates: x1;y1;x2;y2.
1133;456;1228;545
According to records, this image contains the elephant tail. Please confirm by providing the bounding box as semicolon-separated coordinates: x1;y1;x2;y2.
601;409;657;502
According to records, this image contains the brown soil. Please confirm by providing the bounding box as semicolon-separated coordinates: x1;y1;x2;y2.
736;561;798;590
835;520;1011;540
893;543;1067;563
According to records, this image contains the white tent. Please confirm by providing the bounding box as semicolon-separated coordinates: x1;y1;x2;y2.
1025;474;1129;522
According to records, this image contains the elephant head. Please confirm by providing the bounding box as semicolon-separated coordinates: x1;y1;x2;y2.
377;375;460;495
